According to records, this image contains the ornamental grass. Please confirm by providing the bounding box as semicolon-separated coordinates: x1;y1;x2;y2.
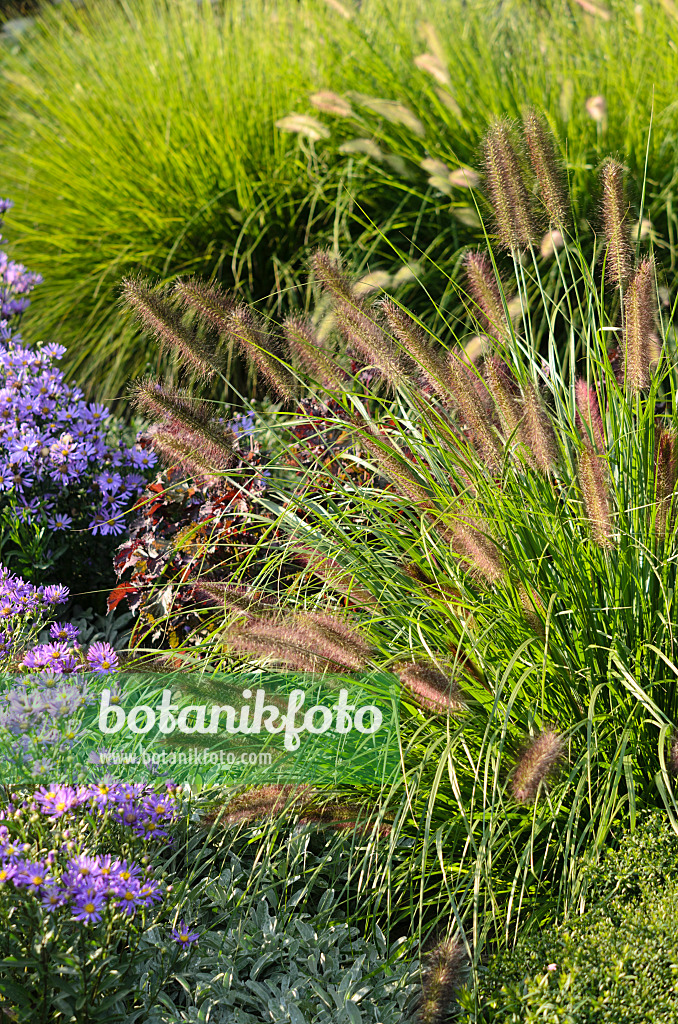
118;117;678;985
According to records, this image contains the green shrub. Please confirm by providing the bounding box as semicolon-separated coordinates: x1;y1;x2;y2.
463;813;678;1023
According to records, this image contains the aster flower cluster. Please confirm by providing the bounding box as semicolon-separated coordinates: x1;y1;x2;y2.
0;331;155;537
0;562;69;657
0;673;124;774
0;781;178;926
20;637;119;675
0;198;42;322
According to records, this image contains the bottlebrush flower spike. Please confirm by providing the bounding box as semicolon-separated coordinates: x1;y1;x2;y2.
447;354;502;472
484;357;521;439
123;277;219;379
482;120;536;250
511;729;565;803
227;613;372;674
654;426;677;539
131;380;236;467
601;159;632;287
284;315;348;392
417;936;469;1024
379;297;452;398
191;582;277;617
463;252;510;343
520;382;558;475
311;249;354;302
397;662;465;714
220;785;313;825
579;446;615;548
523;110;569;228
294;612;374;671
452;511;505;585
226;305;296;400
333;299;407;392
293;545;378;607
174;278;234;334
575;380;605;451
148;430;225;485
623;258;656;391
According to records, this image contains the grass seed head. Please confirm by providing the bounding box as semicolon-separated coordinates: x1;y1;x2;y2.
520;381;558;474
123;277;219;379
226;304;296;400
397;662;465;714
579;446;615;548
463;252;510;342
417;936;469;1024
601;158;632;287
482;120;536;250
173;277;234;334
523;110;570;228
623;257;656;392
511;729;565;803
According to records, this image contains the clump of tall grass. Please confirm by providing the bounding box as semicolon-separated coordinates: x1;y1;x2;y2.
0;0;374;401
122;117;678;977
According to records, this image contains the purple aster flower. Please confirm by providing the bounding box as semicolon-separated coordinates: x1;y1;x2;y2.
72;893;105;925
138;879;163;907
46;513;73;531
49;622;79;644
0;862;17;885
14;859;51;891
86;642;119;675
115;882;144;916
42;584;69;605
41;885;68;911
171;921;200;947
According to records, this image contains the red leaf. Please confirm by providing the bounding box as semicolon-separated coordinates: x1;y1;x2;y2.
107;582;136;614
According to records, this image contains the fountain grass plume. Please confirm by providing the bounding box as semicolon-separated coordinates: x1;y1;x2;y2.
447;354;502;472
511;729;565;803
226;304;296;400
311;249;354;303
331;298;407;392
484;356;521;440
523;110;570;228
417;936;469;1024
148;429;228;485
520;381;558;475
451;511;505;585
123;277;220;379
227;611;372;674
284;315;349;392
293;544;378;607
623;258;656;392
463;251;510;343
601;158;632;287
579;446;615;549
174;278;234;334
131;378;236;469
575;379;606;451
482;120;536;250
654;426;677;540
397;661;465;714
379;297;452;399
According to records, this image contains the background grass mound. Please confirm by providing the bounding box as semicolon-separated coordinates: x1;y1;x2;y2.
0;0;364;400
3;0;678;401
